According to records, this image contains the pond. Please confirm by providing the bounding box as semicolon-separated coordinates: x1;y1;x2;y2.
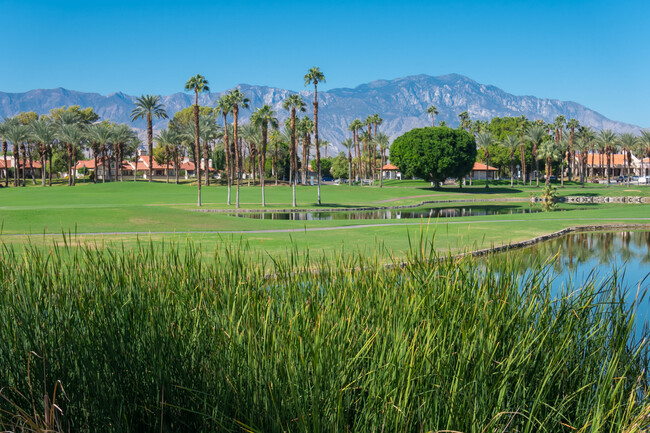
502;230;650;334
228;205;546;220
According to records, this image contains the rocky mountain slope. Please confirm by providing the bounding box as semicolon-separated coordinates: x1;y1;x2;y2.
0;74;642;153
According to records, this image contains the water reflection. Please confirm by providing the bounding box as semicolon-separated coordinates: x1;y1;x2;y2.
498;231;650;334
229;205;545;221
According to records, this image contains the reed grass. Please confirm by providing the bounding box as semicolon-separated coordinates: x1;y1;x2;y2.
0;235;648;432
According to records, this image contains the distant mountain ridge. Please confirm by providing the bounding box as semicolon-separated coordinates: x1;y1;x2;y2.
0;74;642;153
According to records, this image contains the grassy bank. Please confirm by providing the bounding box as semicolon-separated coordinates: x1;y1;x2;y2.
1;240;648;432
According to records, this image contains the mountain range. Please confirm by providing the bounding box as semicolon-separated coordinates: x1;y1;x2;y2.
0;74;642;153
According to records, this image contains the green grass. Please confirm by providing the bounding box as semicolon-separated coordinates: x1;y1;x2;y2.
1;181;649;265
0;240;648;432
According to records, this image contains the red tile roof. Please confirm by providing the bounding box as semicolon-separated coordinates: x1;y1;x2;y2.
473;162;498;171
0;159;12;169
378;164;399;170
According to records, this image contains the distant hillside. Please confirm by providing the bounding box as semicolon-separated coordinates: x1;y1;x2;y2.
0;74;642;153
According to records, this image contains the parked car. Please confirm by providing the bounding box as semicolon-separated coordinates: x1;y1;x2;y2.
322;177;333;182
638;176;649;184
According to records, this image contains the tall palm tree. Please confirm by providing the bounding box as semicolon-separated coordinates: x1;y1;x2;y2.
305;67;326;205
359;129;372;182
269;129;282;185
574;132;590;187
112;124;135;182
501;134;519;187
476;131;497;189
516;116;528;183
4;123;28;187
458;111;470;130
0;120;9;187
348;119;364;181
53;111;81;185
637;130;650;179
426;105;439;126
375;132;390;188
282;94;306;207
617;133;637;186
341;138;354;184
130;95;168;183
298;116;314;185
215;95;234;204
227;89;249;208
537;139;561;186
596;129;617;185
184;76;210;206
251;105;279;207
30;119;56;186
525;124;547;187
557;132;570;188
156;128;179;184
566;118;580;181
84;123;111;183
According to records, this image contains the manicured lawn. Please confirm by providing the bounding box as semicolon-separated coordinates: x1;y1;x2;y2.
2;181;649;263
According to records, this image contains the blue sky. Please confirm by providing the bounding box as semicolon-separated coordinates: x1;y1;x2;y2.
2;0;648;126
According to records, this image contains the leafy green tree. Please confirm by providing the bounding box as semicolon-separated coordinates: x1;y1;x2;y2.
282;94;306;207
251;105;279;207
305;67;326;205
390;127;476;188
184;75;210;206
130;95;168;183
319;157;333;178
330;153;349;180
48;105;99;125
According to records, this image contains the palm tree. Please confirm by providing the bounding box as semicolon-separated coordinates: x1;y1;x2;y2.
4;123;28;187
476;131;497;189
184;75;210;206
341;138;354;184
617;133;638;186
215;95;234;204
375;132;390;188
359;129;372;182
537;139;561;186
525;124;547;187
596;129;617;185
84;123;111;183
566;118;580;181
426;105;439;126
516;116;528;183
130;95;168;183
251;105;279;207
156;128;179;184
557;132;570;188
637;130;650;178
0;120;9;187
112;124;135;182
501;134;519;187
574;133;590;188
226;89;249;208
61;123;87;185
348;119;364;181
30;119;56;186
305;67;326;205
269;129;282;185
130;135;142;182
298;116;314;185
282;94;306;207
458;111;470;130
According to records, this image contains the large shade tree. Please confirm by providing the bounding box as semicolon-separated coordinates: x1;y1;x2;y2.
184;75;210;206
130;95;168;183
390;127;476;188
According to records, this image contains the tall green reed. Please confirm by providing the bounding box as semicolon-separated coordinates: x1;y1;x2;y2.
0;234;648;432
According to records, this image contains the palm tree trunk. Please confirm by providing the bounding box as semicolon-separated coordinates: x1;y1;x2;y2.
2;142;7;187
380;149;384;188
534;147;540;187
485;153;490;189
13;143;18;187
21;145;26;187
133;156;138;182
233;104;240;209
274;142;278;186
313;93;321;205
147;112;153;183
560;158;565;188
510;153;514;187
222;113;231;205
41;148;46;187
194;94;202;207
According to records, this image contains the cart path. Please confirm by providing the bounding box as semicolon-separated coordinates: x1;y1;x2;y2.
3;217;650;237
